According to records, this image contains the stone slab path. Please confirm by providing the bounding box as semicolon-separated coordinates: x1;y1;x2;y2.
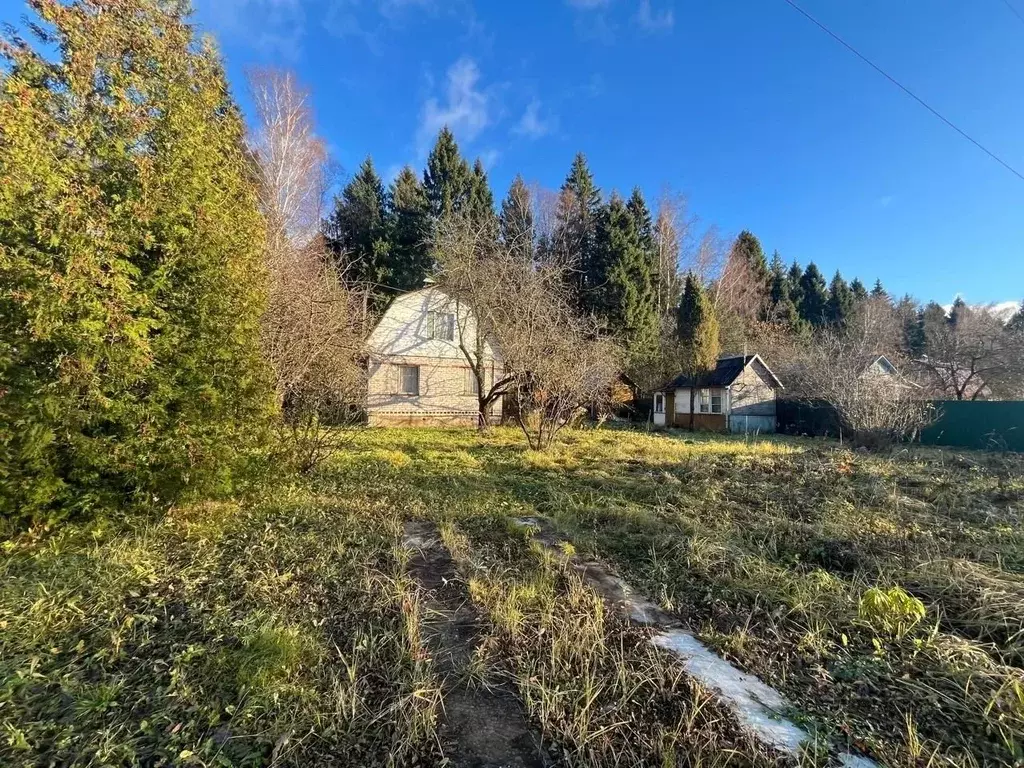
515;516;878;768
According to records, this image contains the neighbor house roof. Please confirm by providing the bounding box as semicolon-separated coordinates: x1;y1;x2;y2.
662;354;783;391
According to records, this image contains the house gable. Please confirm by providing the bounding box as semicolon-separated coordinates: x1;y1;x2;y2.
365;286;502;425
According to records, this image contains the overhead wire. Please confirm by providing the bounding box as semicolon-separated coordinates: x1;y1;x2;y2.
781;0;1024;184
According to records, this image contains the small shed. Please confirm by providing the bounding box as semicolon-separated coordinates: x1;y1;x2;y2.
653;354;783;433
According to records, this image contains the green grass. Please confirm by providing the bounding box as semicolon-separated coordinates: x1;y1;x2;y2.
3;426;1023;766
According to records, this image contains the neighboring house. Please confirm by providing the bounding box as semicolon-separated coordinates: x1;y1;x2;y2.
652;354;783;433
860;354;923;393
366;285;502;427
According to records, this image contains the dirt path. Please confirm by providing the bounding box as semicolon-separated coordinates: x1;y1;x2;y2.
402;521;551;768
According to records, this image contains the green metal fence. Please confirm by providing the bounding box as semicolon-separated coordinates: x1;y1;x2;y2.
778;399;1024;453
920;400;1024;452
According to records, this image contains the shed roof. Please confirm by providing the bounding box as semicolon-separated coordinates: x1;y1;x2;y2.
663;354;783;390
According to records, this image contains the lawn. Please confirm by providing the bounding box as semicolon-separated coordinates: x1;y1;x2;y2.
2;427;1022;766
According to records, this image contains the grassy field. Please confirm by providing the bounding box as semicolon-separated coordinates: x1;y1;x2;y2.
2;427;1023;766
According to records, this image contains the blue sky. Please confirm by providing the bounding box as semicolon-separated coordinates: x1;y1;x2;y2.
3;0;1022;307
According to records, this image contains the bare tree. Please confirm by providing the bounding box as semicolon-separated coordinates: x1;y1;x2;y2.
915;306;1023;400
783;299;933;446
652;188;692;317
249;68;367;471
431;215;516;428
433;211;622;448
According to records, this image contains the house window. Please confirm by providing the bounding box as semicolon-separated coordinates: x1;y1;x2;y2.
467;368;481;396
698;389;723;414
426;311;455;341
654;393;665;414
398;365;420;395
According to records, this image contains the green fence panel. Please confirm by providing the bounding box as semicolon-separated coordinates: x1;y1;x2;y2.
920;401;1024;452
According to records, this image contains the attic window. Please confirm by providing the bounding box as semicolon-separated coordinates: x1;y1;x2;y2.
426;311;455;341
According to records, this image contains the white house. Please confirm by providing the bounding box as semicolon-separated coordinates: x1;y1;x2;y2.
652;354;783;433
366;285;502;427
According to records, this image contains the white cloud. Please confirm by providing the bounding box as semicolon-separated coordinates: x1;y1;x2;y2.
877;195;894;208
478;148;501;170
941;299;1022;323
513;99;556;139
418;57;491;153
204;0;306;57
634;0;674;32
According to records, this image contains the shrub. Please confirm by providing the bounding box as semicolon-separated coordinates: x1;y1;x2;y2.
0;1;274;526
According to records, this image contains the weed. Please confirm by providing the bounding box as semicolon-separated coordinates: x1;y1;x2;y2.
858;586;927;640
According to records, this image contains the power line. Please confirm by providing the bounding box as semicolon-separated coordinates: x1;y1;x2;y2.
1002;0;1024;27
781;0;1024;184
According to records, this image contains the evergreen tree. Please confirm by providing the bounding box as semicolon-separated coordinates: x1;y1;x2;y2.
769;252;788;306
553;153;602;310
467;158;496;230
767;253;805;333
948;296;969;327
827;271;855;326
871;279;888;300
591;194;659;363
627;187;655;254
729;230;769;288
850;278;869;302
499;175;534;263
787;261;805;310
325;157;391;303
0;0;273;524
1008;300;1024;334
798;262;829;326
920;302;949;353
423;126;472;219
676;274;721;430
896;295;926;357
388;166;433;293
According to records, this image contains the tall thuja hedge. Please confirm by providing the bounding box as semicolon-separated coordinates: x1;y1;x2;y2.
0;0;273;524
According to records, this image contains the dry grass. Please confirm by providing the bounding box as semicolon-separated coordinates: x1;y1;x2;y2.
3;425;1023;766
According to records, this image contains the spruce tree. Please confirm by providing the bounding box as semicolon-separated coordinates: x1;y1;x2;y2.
896;296;926;357
769;252;788;306
553;153;602;310
627;188;655;253
388;166;433;293
871;279;888;300
1008;300;1024;334
423;126;472;219
850;277;869;302
467;158;496;230
787;261;805;310
827;271;855;326
798;262;829;326
591;194;659;364
948;297;969;327
325;157;391;304
0;0;272;524
920;302;950;357
767;254;806;333
730;230;770;288
499;175;534;263
676;274;720;430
